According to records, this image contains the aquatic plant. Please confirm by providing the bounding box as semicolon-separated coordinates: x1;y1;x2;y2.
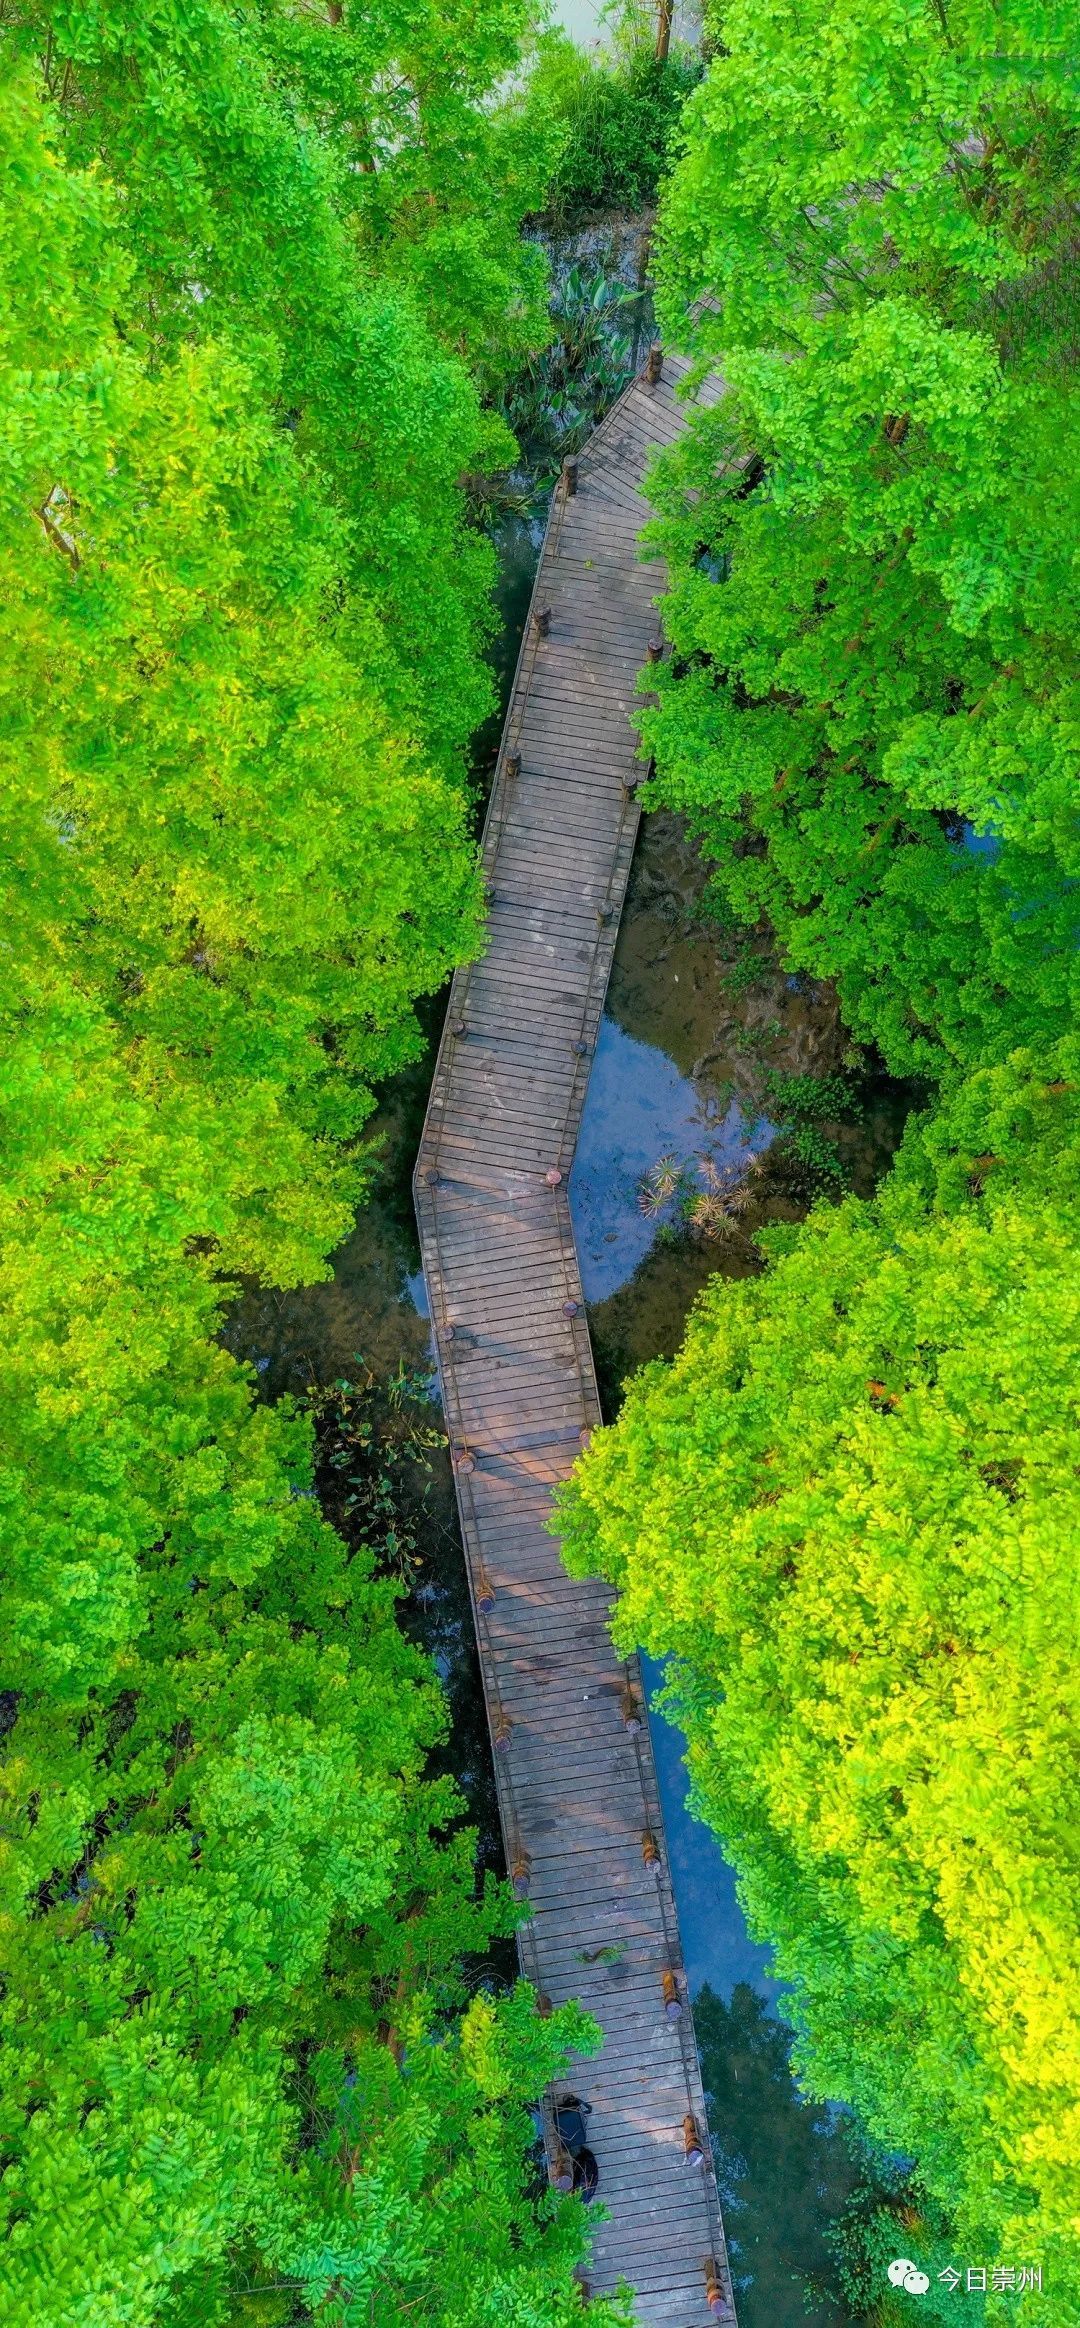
498;265;639;493
765;1071;863;1125
311;1367;446;1583
780;1122;848;1194
731;1016;782;1057
638;1151;685;1215
722;949;770;996
684;1156;757;1242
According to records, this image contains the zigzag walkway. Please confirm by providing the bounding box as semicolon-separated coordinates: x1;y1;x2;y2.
413;352;736;2326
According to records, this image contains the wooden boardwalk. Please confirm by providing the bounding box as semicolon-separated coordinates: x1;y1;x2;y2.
413;353;736;2326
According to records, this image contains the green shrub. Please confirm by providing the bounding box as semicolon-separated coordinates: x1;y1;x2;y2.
765;1070;863;1124
534;32;701;225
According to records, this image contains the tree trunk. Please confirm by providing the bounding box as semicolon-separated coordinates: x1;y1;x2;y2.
656;0;673;62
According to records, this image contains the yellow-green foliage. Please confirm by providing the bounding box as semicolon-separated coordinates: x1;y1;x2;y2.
577;13;1080;2304
557;1053;1080;2318
0;14;623;2324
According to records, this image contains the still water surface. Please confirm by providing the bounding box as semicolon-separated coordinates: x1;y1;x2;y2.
552;0;610;42
549;0;701;48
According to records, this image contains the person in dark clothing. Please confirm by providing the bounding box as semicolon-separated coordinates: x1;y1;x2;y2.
572;2146;599;2202
553;2094;599;2199
554;2094;592;2156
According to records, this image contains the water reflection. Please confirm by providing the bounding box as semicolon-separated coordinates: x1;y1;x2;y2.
698;1986;869;2328
634;1661;892;2328
569;1018;774;1302
640;1653;780;2003
640;1661;883;2322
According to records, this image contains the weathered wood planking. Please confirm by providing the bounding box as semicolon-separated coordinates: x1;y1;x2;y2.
413;354;736;2326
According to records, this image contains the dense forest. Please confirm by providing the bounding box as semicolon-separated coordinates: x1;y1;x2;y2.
3;1;1077;2325
560;2;1080;2321
0;6;625;2323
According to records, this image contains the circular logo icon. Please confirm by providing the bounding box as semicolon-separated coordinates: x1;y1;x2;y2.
888;2259;930;2295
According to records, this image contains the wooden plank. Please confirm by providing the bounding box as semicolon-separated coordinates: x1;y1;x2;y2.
412;362;735;2328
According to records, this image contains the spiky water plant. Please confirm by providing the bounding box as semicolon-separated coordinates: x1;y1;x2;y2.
638;1152;684;1216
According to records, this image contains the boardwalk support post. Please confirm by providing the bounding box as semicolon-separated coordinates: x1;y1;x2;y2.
621;1682;642;1733
705;2258;729;2315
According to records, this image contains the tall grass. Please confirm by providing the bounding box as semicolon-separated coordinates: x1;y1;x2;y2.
533;28;702;227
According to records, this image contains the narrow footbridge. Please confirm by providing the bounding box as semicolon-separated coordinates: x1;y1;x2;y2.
414;353;736;2326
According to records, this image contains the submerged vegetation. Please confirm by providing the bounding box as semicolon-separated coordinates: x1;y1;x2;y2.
497;263;640;495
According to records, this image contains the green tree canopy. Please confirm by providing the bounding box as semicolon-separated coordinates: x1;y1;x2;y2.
1;3;563;1281
0;13;620;2323
557;1050;1080;2316
1;1191;611;2324
638;0;1080;1079
1;938;618;2323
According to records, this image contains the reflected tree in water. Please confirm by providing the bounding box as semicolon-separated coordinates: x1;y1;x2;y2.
697;1983;873;2327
